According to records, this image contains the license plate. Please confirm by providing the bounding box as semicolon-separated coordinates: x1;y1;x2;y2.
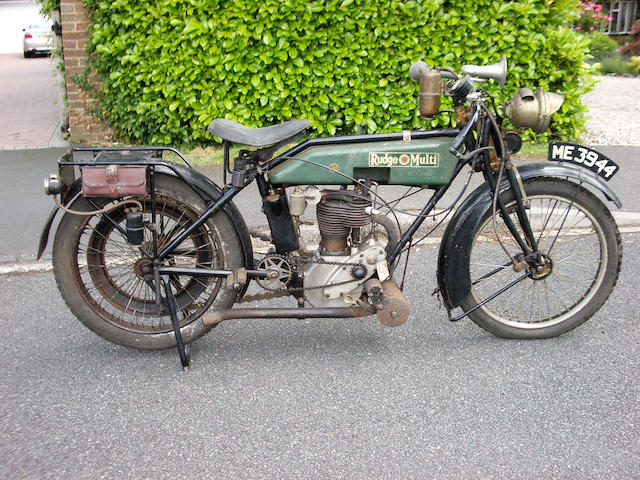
548;142;619;180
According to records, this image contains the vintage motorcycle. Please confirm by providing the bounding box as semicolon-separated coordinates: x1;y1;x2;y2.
39;56;622;370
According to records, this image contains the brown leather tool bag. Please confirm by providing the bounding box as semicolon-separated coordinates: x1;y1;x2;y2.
81;165;147;198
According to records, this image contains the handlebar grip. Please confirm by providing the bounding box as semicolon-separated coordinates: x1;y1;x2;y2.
409;61;429;82
410;61;457;82
449;106;480;156
449;136;465;155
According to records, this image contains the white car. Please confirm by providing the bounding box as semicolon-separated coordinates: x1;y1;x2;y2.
23;24;53;58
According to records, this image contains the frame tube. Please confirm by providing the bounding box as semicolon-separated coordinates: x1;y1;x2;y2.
158;266;273;279
156;186;241;261
387;159;467;265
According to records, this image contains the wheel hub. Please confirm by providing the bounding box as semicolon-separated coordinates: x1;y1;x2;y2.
133;258;152;279
531;255;553;280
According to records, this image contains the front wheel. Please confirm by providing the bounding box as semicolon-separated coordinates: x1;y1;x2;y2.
52;174;244;349
462;178;622;338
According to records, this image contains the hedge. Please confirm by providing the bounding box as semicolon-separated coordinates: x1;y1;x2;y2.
38;0;59;16
83;0;593;145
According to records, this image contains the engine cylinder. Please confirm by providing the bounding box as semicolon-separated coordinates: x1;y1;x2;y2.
316;191;371;254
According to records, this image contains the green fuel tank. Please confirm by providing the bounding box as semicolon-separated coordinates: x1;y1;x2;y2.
268;134;459;186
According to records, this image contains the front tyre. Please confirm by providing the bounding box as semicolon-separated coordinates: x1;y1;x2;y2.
461;178;622;339
52;174;244;350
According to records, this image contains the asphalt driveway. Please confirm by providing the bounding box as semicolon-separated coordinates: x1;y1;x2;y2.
1;236;639;478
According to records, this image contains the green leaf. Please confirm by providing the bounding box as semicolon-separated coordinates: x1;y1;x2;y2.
84;0;590;145
365;118;377;132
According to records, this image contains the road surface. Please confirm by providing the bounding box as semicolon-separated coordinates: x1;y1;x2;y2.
1;236;638;478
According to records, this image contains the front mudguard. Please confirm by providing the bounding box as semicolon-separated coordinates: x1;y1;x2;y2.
436;162;622;312
38;163;255;297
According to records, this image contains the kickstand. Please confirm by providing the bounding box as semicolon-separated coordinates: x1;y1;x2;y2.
160;275;190;372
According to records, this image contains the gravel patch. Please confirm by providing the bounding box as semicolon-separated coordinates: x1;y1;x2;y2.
582;75;640;146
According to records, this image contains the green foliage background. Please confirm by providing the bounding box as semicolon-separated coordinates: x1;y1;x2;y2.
84;0;593;145
38;0;60;16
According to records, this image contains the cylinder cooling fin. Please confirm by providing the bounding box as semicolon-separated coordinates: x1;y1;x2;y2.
316;191;371;254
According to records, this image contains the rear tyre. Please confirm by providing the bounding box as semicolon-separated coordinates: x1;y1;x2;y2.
53;174;244;349
461;178;621;338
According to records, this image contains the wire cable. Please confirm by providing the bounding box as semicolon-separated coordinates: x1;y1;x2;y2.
54;195;143;216
269;155;473;220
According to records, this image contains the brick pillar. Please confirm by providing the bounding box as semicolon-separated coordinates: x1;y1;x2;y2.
60;0;113;144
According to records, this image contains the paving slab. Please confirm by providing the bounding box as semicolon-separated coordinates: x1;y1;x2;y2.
0;53;67;149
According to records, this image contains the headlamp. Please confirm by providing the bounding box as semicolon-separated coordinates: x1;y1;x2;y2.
504;87;564;134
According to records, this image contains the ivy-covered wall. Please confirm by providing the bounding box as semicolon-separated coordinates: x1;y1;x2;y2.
59;0;114;144
84;0;592;146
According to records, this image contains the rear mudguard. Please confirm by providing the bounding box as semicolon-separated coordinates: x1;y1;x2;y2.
38;163;254;297
436;162;622;312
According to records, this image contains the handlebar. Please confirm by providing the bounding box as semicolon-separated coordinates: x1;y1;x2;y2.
409;55;507;89
409;61;458;82
449;105;480;155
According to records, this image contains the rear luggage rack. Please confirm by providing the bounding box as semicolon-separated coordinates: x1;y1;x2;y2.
59;145;194;169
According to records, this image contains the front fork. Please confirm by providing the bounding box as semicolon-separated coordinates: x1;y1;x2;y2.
487;162;556;290
476;109;544;270
452;102;547;276
503;162;538;253
448;128;546;323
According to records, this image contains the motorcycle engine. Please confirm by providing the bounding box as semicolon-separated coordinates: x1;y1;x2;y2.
303;189;390;308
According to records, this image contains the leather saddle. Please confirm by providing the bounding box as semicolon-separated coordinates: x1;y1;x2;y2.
207;118;310;147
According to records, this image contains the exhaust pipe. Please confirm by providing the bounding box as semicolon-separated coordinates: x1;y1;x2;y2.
202;306;373;325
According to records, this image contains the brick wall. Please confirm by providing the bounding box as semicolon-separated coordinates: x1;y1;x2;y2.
60;0;113;144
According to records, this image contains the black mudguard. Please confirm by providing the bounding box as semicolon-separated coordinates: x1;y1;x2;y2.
38;164;254;297
436;162;622;312
38;181;82;260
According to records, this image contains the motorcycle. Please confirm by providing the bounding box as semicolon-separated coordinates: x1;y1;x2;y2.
39;56;622;370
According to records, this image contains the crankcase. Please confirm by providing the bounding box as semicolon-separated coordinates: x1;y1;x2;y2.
304;241;386;308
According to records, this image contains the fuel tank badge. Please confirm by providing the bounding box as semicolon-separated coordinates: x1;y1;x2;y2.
368;152;439;167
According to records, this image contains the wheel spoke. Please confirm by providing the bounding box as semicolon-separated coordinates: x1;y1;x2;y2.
68;191;224;334
465;181;618;334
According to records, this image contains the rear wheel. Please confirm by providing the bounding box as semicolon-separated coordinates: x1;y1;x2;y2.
462;178;621;338
53;174;244;349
